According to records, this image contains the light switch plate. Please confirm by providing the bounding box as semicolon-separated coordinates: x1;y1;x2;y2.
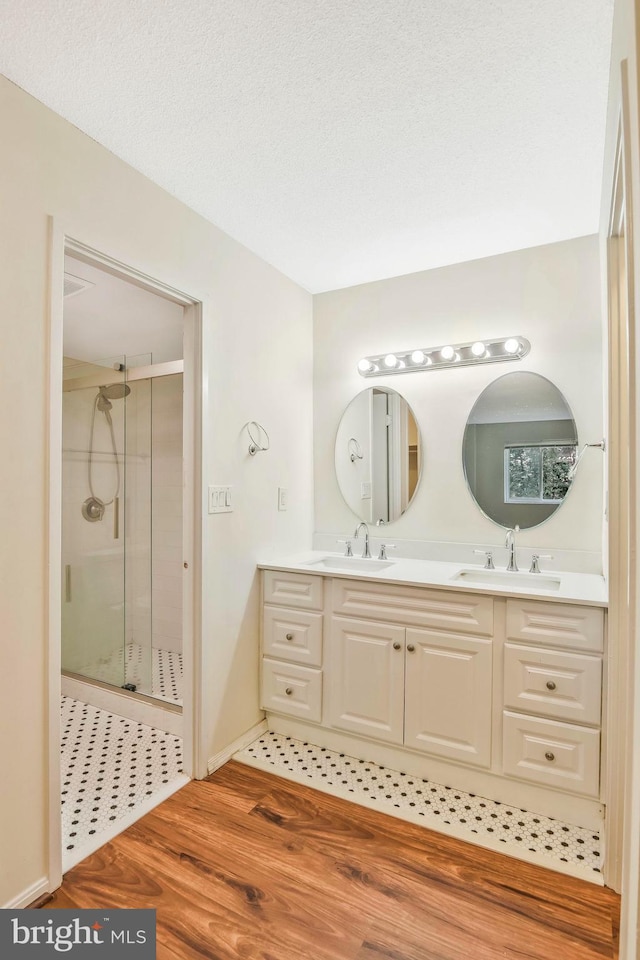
209;485;233;513
278;487;287;511
360;481;372;499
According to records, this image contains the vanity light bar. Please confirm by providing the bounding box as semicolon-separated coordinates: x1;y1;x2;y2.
357;336;531;377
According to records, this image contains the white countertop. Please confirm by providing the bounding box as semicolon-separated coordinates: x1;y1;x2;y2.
258;551;608;607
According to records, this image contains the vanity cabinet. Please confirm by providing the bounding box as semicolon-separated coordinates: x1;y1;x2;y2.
260;567;606;810
500;599;604;798
261;570;324;722
328;618;492;766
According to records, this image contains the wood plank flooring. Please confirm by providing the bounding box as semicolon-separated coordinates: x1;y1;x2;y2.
42;761;620;959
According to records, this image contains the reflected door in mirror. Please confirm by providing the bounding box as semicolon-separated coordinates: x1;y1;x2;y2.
335;387;422;523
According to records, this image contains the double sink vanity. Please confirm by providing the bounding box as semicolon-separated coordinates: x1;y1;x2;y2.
256;365;607;839
258;545;606;829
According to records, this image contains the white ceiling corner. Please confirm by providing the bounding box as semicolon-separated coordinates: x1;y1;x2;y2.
0;0;614;292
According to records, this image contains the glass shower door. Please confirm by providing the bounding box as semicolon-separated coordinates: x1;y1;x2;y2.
61;357;129;688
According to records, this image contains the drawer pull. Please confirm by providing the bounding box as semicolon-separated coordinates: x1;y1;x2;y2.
407;644;416;653
546;680;557;691
393;641;402;651
285;687;293;696
544;751;555;762
285;633;294;641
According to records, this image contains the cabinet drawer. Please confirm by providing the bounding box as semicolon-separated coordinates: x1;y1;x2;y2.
263;606;323;667
506;600;604;653
503;711;600;798
504;644;602;726
262;659;322;722
332;579;493;636
263;570;324;610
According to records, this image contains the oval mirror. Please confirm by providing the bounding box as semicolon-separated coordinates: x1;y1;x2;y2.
335;387;422;524
462;372;578;530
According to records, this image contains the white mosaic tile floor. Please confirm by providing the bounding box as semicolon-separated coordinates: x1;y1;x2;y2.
235;732;602;882
61;696;184;870
71;643;183;705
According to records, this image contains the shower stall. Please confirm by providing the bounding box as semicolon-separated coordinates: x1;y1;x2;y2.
62;355;184;712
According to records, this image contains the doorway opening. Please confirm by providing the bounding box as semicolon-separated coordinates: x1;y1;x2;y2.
48;233;202;882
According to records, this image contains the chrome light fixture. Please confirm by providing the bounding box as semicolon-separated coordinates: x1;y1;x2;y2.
357;336;530;377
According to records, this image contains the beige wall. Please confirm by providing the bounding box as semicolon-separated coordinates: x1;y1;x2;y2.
314;236;604;562
0;76;313;906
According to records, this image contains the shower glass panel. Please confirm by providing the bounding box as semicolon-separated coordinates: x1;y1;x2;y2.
123;375;152;696
61;357;152;696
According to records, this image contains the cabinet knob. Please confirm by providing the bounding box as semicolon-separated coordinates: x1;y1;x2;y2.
285;687;293;696
544;751;555;762
546;680;556;691
407;644;415;653
285;633;294;641
393;641;401;650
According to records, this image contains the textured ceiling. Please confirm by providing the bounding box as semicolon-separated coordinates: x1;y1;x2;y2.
0;1;614;292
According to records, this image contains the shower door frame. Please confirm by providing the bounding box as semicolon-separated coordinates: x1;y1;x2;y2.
47;225;204;891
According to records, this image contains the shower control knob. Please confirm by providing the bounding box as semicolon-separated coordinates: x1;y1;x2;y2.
81;497;105;522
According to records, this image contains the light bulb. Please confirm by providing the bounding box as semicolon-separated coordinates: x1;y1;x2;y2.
358;358;373;373
384;354;398;368
471;341;486;357
411;350;426;364
504;338;520;354
440;345;455;361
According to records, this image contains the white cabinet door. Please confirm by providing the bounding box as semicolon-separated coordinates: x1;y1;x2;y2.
329;616;405;744
404;628;493;768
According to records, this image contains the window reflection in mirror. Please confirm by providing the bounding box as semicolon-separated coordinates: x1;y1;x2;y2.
335;387;422;523
463;372;578;529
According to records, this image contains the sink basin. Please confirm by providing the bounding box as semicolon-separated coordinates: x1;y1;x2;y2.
305;556;395;573
452;568;561;591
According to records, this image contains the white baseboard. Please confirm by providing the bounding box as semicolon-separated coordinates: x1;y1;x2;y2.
3;877;50;910
208;718;268;774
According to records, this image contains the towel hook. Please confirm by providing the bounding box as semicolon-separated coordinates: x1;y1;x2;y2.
245;420;270;456
348;437;363;462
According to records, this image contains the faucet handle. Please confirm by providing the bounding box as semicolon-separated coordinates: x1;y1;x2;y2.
474;549;495;570
378;544;397;560
529;554;553;574
337;539;353;557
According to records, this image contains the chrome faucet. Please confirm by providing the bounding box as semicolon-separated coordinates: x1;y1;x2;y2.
354;521;371;558
505;525;520;572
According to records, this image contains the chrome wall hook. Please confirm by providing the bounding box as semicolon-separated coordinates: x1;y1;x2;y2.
245;420;270;455
348;437;363;462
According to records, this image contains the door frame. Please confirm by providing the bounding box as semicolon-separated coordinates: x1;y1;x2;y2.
47;222;204;890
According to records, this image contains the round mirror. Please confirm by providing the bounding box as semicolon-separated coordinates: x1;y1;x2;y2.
335;387;422;524
462;372;578;530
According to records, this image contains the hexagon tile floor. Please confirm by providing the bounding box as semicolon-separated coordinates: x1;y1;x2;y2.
235;731;603;884
68;644;183;705
61;696;185;871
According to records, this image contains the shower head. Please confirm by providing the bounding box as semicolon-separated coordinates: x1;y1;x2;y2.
96;383;131;412
100;383;131;401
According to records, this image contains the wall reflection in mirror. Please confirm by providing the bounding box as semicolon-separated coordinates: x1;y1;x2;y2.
335;387;422;524
463;372;578;530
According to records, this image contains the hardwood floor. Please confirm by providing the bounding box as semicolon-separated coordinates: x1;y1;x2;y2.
43;761;620;959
